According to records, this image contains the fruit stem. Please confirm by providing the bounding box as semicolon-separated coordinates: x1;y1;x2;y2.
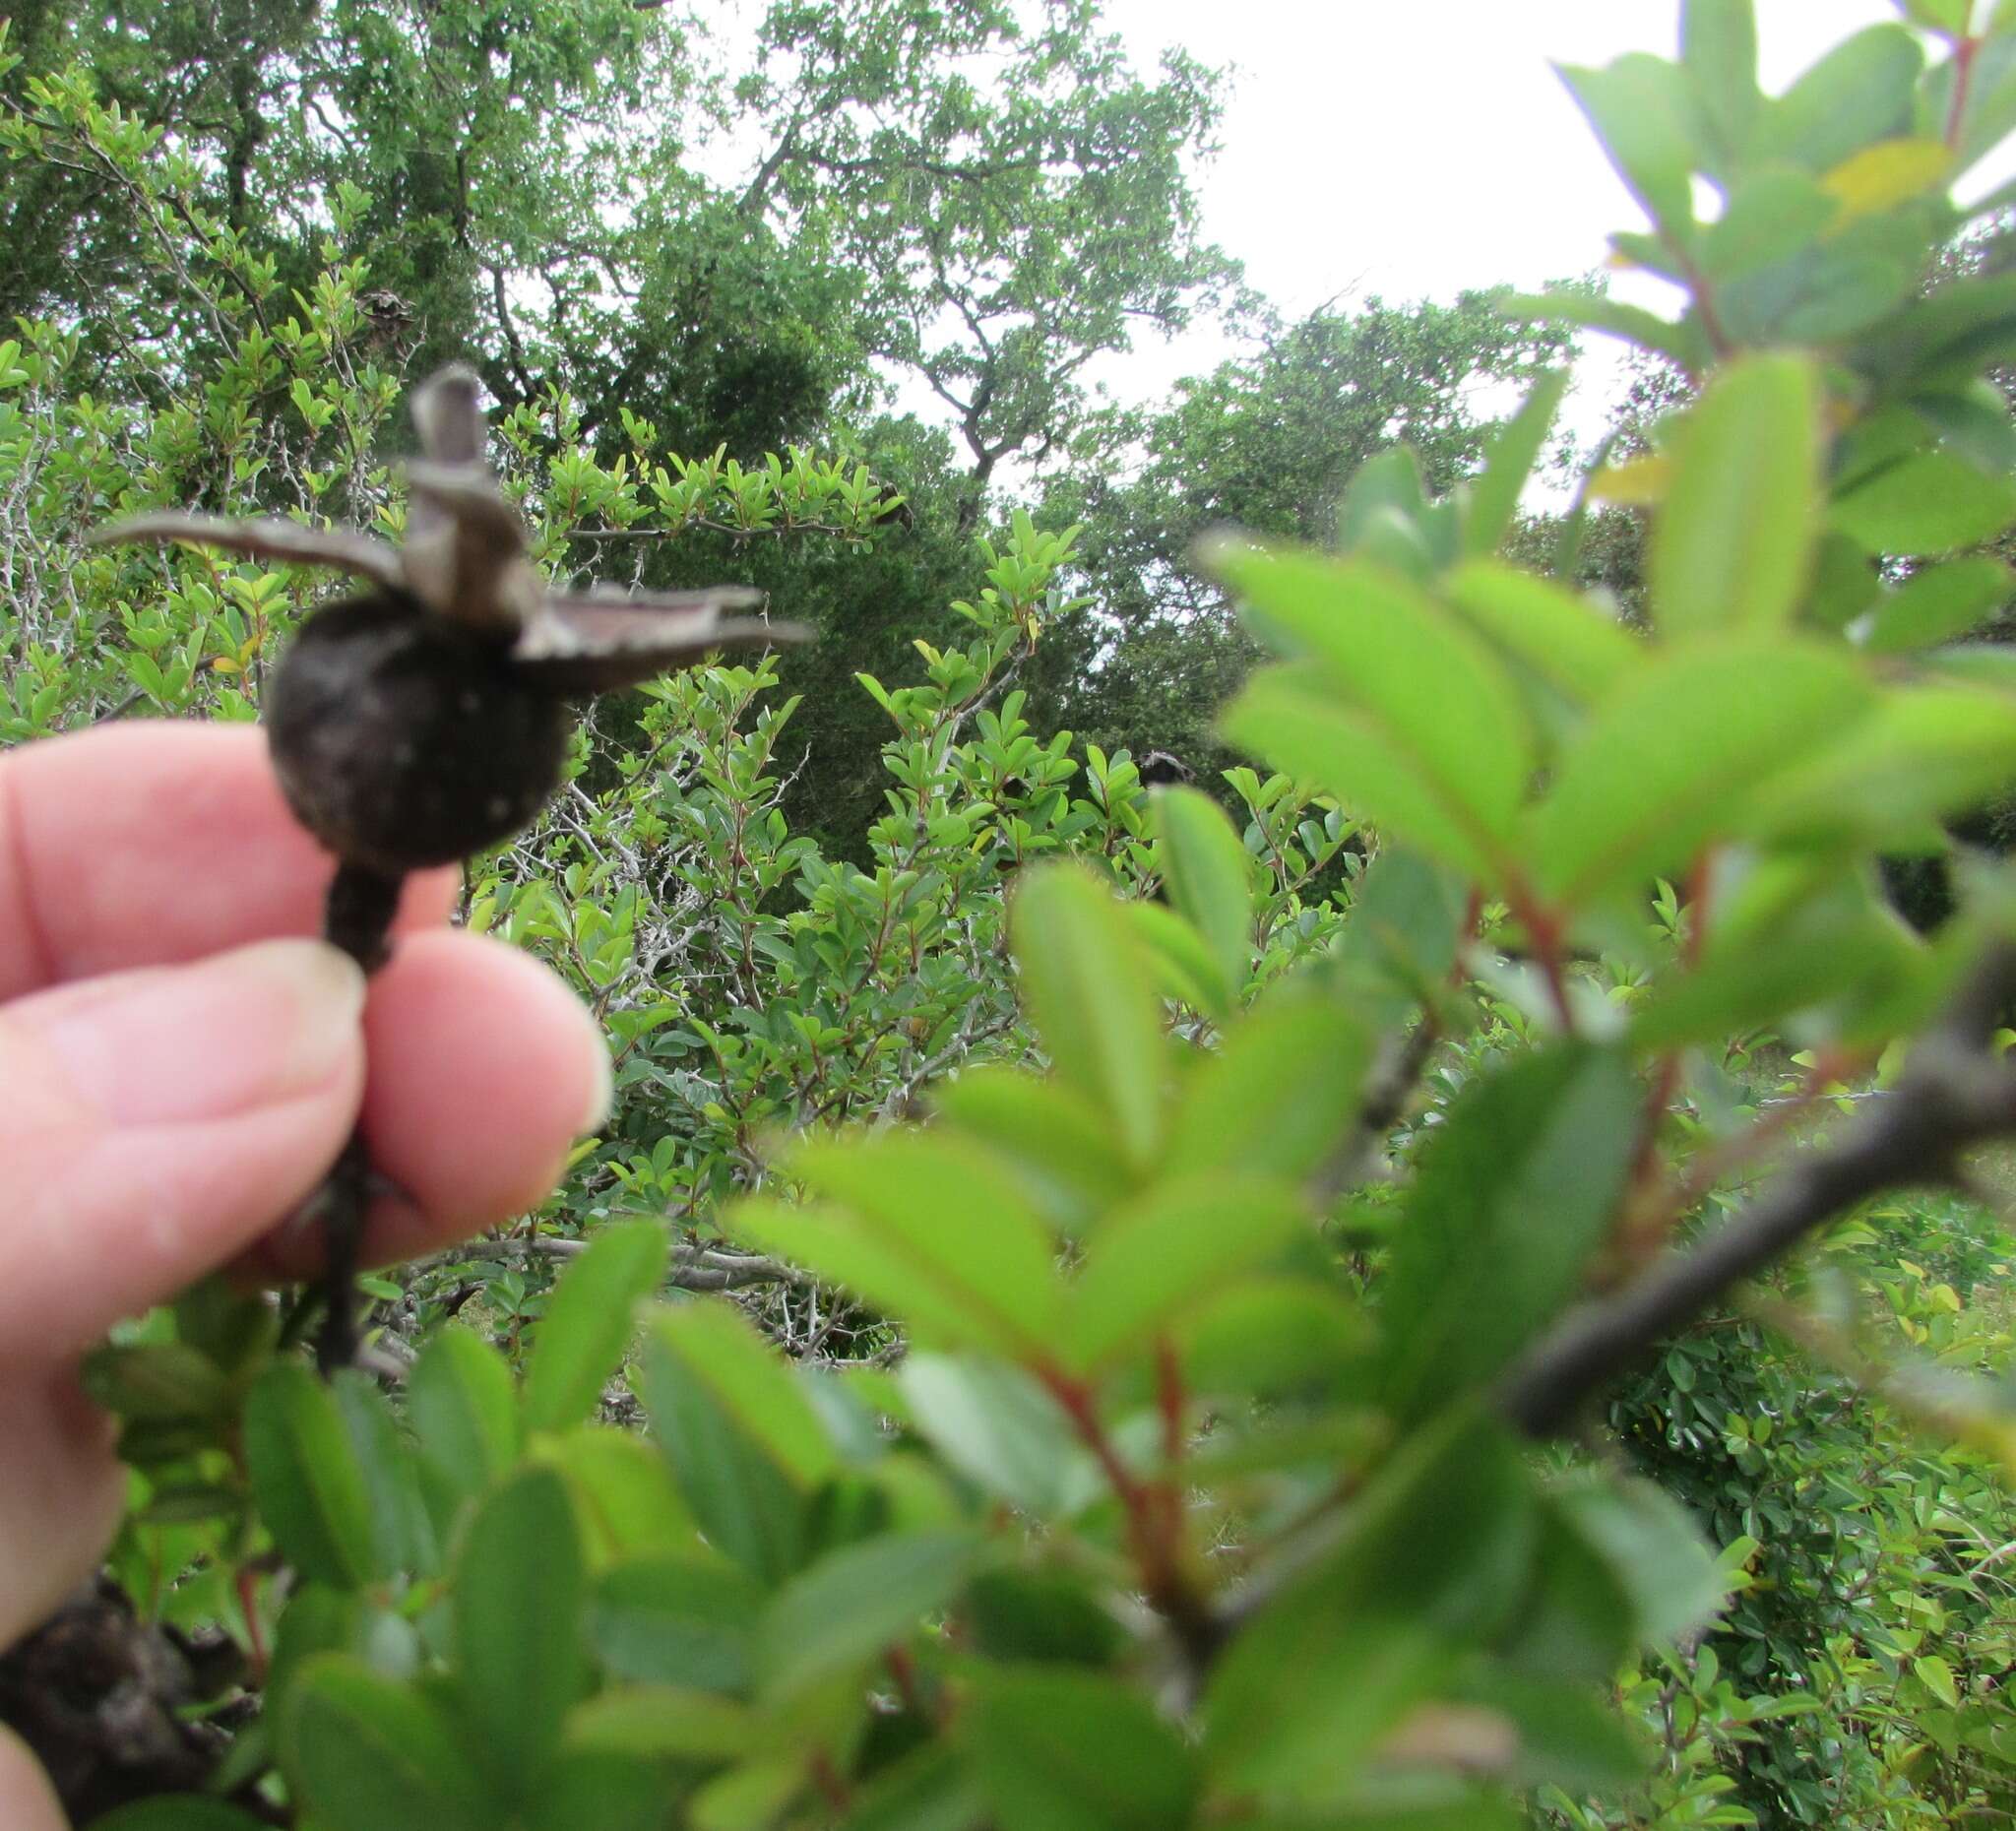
314;861;405;1372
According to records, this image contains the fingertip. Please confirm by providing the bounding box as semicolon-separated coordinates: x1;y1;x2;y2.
355;931;608;1253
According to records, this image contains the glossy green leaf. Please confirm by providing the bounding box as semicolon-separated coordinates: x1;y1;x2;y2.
965;1569;1130;1668
1761;25;1922;172
1531;638;1874;908
1068;1174;1309;1371
1212;545;1531;878
589;1553;763;1692
1652;355;1820;636
1010;863;1167;1165
636;1302;833;1582
689;1760;804;1831
242;1364;377;1589
1443;562;1643;707
285;1656;489;1831
1557;55;1700;231
756;1528;981;1701
1833;451;2016;555
972;1668;1200;1831
1154;786;1255;1014
408;1325;520;1529
897;1354;1089;1517
746;1132;1060;1357
524;1220;667;1435
1861;556;2013;653
1462;370;1569;559
1380;1046;1642;1421
452;1465;588;1795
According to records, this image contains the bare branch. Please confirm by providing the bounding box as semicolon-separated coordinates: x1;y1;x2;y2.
1499;944;2016;1437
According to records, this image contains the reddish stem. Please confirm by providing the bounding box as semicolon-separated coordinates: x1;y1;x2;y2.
1947;36;1980;150
235;1564;269;1684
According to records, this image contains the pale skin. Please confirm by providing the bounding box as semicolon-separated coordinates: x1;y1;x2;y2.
0;722;611;1829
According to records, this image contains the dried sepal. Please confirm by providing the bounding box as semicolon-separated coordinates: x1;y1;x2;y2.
88;513;407;590
513;589;800;692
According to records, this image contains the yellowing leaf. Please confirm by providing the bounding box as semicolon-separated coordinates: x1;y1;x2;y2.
1588;456;1671;506
1821;137;1953;221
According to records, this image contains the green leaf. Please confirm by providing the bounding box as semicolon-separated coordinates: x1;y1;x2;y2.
242;1365;377;1589
80;1342;229;1422
1443;562;1643;709
756;1529;981;1702
835;1742;985;1831
1212;546;1530;882
1915;1653;1962;1707
1556;55;1701;232
545;1425;701;1560
972;1668;1200;1831
1683;0;1761;172
1177;1277;1369;1402
1556;1476;1727;1643
689;1760;804;1831
285;1656;489;1831
1761;25;1922;172
1330;846;1470;1022
637;1301;836;1582
452;1465;589;1796
1154;787;1255;1015
1205;1413;1533;1799
329;1371;436;1579
1010;864;1166;1166
1699;170;1837;280
1651;355;1821;637
408;1325;520;1531
524;1220;667;1435
1498;290;1706;372
1068;1174;1309;1372
566;1684;762;1760
1861;556;2013;652
526;1748;681;1831
1380;1046;1642;1422
897;1354;1089;1517
1462;370;1569;559
1530;637;1875;909
91;1804;272;1831
742;1133;1060;1357
589;1553;763;1692
1833;451;2016;555
1498;1499;1639;1686
1459;1668;1650;1794
1133;898;1232;1016
1743;685;2016;848
929;1067;1136;1234
1164;1000;1371;1185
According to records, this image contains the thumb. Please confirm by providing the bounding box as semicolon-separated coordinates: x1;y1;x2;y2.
0;939;365;1361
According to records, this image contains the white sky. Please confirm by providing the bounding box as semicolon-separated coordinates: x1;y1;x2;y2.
1069;2;2016;424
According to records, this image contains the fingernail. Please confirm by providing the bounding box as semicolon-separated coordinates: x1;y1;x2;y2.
32;939;365;1127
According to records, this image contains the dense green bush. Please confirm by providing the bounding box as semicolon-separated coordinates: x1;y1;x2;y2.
7;2;2016;1828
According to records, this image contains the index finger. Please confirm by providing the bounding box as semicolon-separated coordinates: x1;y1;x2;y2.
0;723;456;999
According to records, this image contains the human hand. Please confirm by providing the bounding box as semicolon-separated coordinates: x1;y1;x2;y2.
0;722;610;1828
